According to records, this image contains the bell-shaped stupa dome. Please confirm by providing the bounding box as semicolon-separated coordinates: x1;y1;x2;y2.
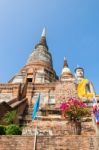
60;57;74;81
27;28;53;68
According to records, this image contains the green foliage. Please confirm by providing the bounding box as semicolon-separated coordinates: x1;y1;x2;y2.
4;110;17;125
6;124;22;135
0;125;6;135
66;107;89;121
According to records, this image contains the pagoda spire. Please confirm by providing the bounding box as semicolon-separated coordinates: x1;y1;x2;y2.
63;57;68;67
35;28;48;49
41;27;46;37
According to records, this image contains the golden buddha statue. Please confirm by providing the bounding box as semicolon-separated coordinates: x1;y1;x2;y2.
75;66;95;99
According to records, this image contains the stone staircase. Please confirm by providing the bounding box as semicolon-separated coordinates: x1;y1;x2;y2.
20;101;63;126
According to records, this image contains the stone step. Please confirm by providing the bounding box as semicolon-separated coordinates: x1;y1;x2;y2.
23;114;63;121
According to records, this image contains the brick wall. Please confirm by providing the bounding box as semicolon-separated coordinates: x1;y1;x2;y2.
23;120;95;136
55;81;78;103
0;135;99;150
0;136;34;150
37;135;99;150
0;83;21;100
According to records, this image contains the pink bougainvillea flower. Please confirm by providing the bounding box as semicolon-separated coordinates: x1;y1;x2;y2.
60;97;89;121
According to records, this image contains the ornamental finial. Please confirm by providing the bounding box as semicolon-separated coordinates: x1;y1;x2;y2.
63;56;68;67
41;27;46;37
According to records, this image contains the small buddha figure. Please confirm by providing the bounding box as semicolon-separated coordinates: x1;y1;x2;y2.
74;66;95;99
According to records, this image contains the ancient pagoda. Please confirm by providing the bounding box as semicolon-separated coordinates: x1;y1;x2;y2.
0;29;98;136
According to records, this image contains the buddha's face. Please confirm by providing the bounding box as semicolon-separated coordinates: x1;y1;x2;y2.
75;68;84;78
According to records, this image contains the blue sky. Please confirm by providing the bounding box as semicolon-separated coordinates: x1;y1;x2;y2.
0;0;99;93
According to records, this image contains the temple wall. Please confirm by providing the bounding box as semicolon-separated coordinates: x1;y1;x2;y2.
0;135;99;150
55;81;78;103
26;81;78;106
0;93;12;103
26;83;55;105
22;119;95;136
0;84;21;102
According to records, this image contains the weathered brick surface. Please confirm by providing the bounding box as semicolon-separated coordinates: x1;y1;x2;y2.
0;136;34;150
0;84;21;100
22;117;95;136
55;81;78;103
37;135;99;150
0;135;99;150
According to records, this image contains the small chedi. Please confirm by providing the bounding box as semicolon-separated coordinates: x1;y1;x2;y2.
0;28;99;137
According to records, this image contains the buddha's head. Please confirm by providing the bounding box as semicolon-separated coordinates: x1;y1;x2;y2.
75;67;84;79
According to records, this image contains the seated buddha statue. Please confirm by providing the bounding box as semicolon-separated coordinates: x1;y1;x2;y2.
74;66;95;99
